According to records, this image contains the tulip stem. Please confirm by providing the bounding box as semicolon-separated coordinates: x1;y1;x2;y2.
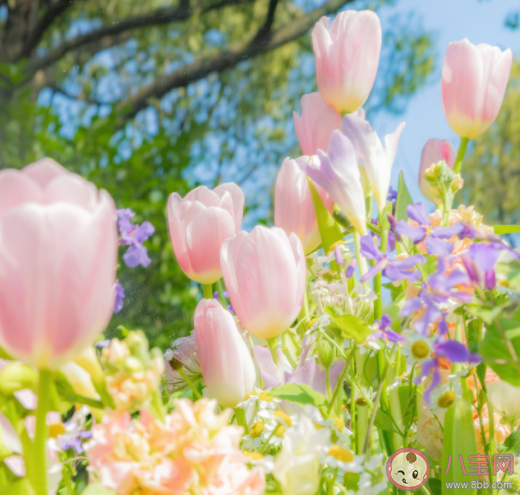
203;284;213;300
216;279;228;307
267;338;278;365
32;369;52;495
234;407;248;432
453;137;469;174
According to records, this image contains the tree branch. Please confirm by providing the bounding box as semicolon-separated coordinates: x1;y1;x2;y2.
118;0;351;119
20;0;81;60
26;0;253;73
252;0;280;43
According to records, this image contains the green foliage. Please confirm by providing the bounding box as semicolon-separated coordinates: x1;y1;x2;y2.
269;383;327;409
325;308;371;343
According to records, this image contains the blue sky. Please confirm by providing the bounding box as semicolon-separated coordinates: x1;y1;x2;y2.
375;0;519;206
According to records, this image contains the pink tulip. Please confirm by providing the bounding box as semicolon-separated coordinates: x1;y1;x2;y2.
220;226;306;340
293;93;342;156
167;184;244;284
194;299;256;407
0;158;117;368
275;156;334;254
441;39;512;139
418;139;456;203
312;10;382;114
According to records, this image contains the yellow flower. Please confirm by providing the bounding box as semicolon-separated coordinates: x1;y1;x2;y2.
250;421;265;438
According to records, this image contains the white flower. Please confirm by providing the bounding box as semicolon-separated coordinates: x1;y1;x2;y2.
429;377;462;415
273;415;330;495
488;380;520;426
402;331;435;367
358;453;388;495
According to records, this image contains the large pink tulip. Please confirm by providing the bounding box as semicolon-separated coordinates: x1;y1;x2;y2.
220;226;306;341
275;156;334;254
293;93;342;156
0;158;117;369
418;139;456;203
167;184;244;284
312;10;382;114
194;299;256;407
441;39;512;139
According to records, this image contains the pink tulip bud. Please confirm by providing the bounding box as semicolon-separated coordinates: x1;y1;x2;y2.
274;157;334;255
0;158;117;368
441;39;512;139
293;93;342;156
220;226;306;340
194;299;256;407
312;10;382;114
167;184;244;284
419;139;456;203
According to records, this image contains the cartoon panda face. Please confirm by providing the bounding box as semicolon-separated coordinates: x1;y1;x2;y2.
388;450;429;489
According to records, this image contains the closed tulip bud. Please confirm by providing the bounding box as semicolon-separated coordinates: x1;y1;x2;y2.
73;346;105;388
167;184;244;284
0;158;117;368
312;10;382;114
220;226;306;340
293;93;342;156
275;157;334;254
194;299;256;408
419;139;456;203
441;39;512;139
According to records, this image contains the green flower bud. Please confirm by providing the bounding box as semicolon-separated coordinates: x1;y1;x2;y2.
317;338;335;370
125;330;150;366
0;363;38;395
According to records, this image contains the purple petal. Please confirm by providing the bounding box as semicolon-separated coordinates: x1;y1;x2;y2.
407;203;430;227
396;220;427;244
113;282;125;314
423;366;441;406
384;265;421;283
345;259;357;279
385;329;405;343
399;297;423;317
484;270;496;290
431;222;465;239
425;236;454;256
380;314;392;330
123;243;151;268
133;221;155;242
335;246;346;266
436;340;470;363
361;258;387;282
392;254;427;270
360;235;383;260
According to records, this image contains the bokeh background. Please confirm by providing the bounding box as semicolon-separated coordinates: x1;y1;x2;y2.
0;0;518;348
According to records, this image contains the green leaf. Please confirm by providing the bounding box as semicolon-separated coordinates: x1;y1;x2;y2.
504;427;520;455
479;317;520;386
395;171;414;222
427;477;442;495
307;178;344;255
1;479;35;495
80;484;116;495
374;410;400;434
325;308;371;344
493;225;520;235
269;383;327;409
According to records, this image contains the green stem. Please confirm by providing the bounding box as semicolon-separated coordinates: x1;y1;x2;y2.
298;290;309;323
353;232;368;285
267;337;278;365
327;345;355;415
453;137;469;174
486;391;497;492
234;407;248;432
179;368;202;399
215;279;227;307
203;283;213;299
325;367;332;401
150;389;166;422
32;369;52;495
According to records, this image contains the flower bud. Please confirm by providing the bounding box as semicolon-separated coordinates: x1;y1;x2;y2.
317;338;335;370
0;363;38;395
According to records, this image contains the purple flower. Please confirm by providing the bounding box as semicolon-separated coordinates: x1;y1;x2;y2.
387;186;398;203
415;325;481;405
400;258;472;335
360;235;426;283
334;246;346;266
60;436;84;455
396;203;464;256
95;339;111;348
116;208;155;268
371;314;404;343
113;281;125;314
345;259;357;279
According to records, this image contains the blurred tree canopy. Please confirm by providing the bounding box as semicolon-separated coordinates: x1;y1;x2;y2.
0;0;434;347
462;61;520;240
